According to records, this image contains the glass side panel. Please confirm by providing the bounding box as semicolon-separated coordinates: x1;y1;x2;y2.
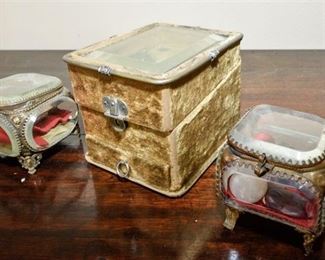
28;98;78;151
85;24;228;74
0;73;61;103
230;104;325;163
222;163;319;229
0;126;13;155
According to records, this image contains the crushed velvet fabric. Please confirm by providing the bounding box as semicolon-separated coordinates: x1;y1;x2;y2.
68;45;241;196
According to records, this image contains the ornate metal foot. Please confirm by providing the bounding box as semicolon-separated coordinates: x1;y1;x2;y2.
18;153;42;174
303;232;316;256
223;206;240;230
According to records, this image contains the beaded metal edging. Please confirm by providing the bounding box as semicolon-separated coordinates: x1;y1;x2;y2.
227;106;325;169
228;136;325;169
0;88;64;116
0;83;63;107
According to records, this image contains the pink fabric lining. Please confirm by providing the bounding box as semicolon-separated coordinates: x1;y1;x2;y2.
33;110;71;135
224;187;318;229
0;109;71;147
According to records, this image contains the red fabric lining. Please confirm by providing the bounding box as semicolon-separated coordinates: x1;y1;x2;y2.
33;110;71;135
0;109;71;147
0;128;11;145
224;186;318;228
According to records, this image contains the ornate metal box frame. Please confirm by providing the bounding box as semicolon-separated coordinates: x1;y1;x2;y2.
216;104;325;255
0;73;79;174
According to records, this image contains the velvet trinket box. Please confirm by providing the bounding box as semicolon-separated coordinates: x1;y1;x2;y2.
0;73;78;174
63;23;243;196
216;104;325;255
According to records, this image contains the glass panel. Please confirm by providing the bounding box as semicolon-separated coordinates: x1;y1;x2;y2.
0;73;61;100
0;126;13;155
230;105;325;163
29;98;78;150
85;24;228;74
222;164;319;229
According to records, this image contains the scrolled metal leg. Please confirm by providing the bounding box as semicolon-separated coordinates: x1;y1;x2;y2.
303;232;316;256
18;153;42;174
223;206;240;230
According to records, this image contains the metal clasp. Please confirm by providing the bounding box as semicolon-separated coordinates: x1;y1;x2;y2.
254;154;274;177
103;96;128;132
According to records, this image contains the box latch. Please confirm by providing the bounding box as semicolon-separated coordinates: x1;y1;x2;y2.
102;96;128;132
254;154;274;177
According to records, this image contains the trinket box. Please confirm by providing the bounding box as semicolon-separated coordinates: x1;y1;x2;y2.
0;73;78;174
216;104;325;254
63;23;243;196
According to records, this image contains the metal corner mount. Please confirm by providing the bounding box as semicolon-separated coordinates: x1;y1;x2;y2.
18;153;42;175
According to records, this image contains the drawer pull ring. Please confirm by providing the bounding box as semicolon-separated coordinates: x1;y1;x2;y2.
116;160;130;178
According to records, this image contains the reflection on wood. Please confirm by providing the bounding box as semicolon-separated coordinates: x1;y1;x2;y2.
0;50;324;259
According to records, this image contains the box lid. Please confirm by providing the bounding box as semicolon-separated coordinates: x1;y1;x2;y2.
228;104;325;168
0;73;62;107
63;23;243;85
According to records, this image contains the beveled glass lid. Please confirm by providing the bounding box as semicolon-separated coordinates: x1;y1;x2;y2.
0;73;62;107
228;104;325;167
63;23;243;84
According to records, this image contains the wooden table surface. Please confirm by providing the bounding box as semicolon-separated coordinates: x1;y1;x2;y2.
0;50;324;259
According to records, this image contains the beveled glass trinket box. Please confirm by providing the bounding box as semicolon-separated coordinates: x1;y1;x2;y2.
0;73;78;174
216;104;325;255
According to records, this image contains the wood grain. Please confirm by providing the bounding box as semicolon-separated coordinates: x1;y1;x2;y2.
0;50;324;259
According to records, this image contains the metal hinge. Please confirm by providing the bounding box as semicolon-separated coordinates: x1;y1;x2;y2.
102;96;128;132
254;153;274;177
98;65;112;76
208;49;220;62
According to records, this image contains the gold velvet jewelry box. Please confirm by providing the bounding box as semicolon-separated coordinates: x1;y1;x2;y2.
216;104;325;255
63;23;243;197
0;73;79;174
